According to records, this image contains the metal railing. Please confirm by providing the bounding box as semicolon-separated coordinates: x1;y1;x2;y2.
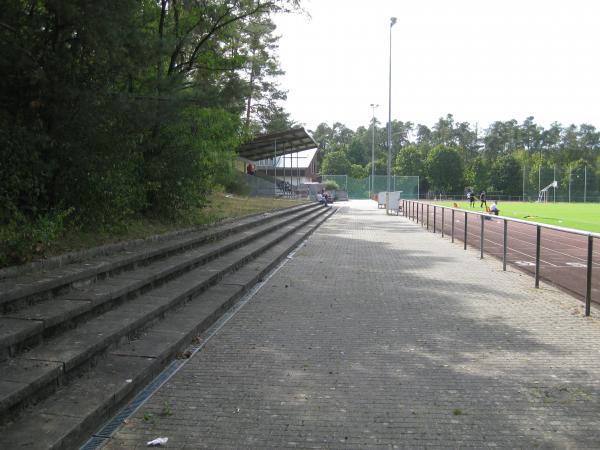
402;200;599;316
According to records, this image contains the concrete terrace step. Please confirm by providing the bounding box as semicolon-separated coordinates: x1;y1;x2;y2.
0;205;323;359
0;202;317;312
0;207;334;450
0;206;333;427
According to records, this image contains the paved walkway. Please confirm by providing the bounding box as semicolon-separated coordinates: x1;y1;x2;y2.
104;200;600;449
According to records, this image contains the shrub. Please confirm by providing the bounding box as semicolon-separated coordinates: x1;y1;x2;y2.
324;180;340;190
0;208;73;266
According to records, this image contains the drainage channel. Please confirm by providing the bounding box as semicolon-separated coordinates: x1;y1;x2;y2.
81;240;308;450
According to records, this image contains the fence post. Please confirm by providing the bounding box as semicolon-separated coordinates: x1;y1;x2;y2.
416;201;419;223
433;206;436;233
451;209;455;243
421;203;424;226
586;235;593;316
480;214;484;259
503;219;507;271
441;207;445;237
535;225;541;288
464;212;468;250
426;204;430;230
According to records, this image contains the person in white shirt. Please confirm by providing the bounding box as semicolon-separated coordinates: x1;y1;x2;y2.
490;201;499;215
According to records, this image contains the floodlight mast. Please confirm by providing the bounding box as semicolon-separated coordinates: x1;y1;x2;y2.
370;103;379;198
387;17;397;213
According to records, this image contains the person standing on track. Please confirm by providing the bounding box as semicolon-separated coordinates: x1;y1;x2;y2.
479;191;487;208
467;189;475;207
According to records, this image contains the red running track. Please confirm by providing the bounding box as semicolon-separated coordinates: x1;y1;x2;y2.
406;201;600;305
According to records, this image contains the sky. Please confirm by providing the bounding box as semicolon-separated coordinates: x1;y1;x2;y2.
273;0;600;133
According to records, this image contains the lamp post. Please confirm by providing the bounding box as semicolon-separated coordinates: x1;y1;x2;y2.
370;103;379;199
387;17;397;211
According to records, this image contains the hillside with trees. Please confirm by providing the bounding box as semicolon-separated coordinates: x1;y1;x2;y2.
314;114;600;200
1;0;300;265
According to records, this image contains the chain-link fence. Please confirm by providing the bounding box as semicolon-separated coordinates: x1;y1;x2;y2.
322;175;419;200
522;164;599;202
424;163;599;202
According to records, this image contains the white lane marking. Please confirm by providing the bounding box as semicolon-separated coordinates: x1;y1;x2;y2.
515;260;536;267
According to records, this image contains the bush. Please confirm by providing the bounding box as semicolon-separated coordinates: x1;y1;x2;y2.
325;180;340;190
0;208;73;266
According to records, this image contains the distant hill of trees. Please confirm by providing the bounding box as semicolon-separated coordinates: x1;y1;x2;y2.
313;114;599;199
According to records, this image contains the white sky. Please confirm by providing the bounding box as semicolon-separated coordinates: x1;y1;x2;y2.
273;0;600;132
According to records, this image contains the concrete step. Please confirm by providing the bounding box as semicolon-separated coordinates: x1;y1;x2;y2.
0;206;332;425
0;207;333;449
0;205;323;359
0;203;317;312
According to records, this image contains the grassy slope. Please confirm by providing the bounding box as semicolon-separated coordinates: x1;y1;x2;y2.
15;193;307;266
431;201;600;233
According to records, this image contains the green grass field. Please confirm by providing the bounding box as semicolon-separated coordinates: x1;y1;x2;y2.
431;201;600;233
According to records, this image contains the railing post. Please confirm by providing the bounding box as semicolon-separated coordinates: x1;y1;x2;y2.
451;209;455;243
480;214;484;259
503;219;507;271
416;201;419;223
433;206;436;233
464;212;468;250
441;207;445;237
535;225;541;288
421;203;424;227
426;204;430;230
586;235;593;316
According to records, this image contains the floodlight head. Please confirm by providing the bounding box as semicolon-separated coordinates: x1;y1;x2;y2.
390;17;397;27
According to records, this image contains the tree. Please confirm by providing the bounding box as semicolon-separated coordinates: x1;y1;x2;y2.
490;155;522;196
564;159;597;201
465;157;490;193
425;145;463;194
350;164;368;179
0;0;301;231
321;151;351;175
393;145;425;177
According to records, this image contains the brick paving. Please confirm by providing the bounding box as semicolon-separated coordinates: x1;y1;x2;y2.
103;200;600;449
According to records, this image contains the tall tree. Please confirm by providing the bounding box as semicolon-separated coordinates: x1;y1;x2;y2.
490;155;522;196
425;145;464;193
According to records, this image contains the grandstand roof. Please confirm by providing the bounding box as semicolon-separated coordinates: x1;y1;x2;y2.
237;127;318;161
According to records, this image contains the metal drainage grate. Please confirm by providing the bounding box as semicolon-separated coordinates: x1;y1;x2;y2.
80;240;307;450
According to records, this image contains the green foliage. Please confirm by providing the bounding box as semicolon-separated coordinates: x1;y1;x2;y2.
321;150;351;175
1;0;300;265
324;180;340;190
393;144;425;177
425;145;464;193
350;164;368;179
490;155;522;196
0;209;73;266
565;159;598;199
465;157;490;193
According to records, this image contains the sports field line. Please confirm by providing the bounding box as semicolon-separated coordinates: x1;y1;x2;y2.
481;223;596;265
457;217;599;266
